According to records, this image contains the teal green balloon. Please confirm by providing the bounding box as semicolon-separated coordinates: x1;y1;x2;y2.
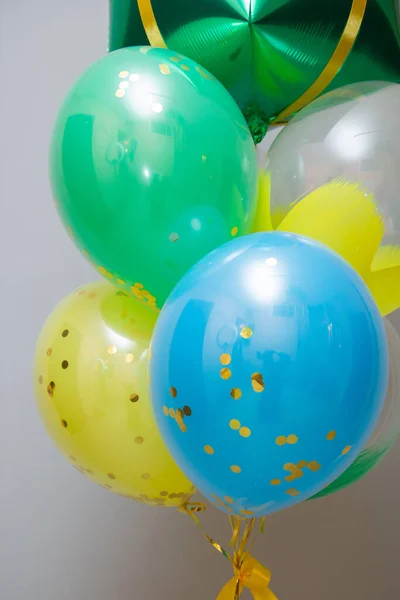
50;47;258;310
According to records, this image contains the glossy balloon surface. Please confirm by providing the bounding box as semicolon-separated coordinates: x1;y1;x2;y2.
50;47;258;309
263;82;400;268
312;318;400;499
150;232;388;517
33;281;194;507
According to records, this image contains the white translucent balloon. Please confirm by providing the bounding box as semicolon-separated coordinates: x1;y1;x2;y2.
263;82;400;259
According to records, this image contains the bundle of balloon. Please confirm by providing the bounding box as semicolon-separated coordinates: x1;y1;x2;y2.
36;22;400;598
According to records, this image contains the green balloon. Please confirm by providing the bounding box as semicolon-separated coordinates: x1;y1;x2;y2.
50;47;258;310
109;0;400;141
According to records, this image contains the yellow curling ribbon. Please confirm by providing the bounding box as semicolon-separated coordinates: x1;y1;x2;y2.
137;0;167;47
271;0;368;124
217;553;278;600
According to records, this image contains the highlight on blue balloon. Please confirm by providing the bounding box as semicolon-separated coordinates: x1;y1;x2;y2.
149;231;389;518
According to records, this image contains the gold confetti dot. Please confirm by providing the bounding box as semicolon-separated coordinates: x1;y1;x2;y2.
178;422;187;433
169;232;179;242
240;326;253;339
251;372;264;392
180;64;190;71
169;492;177;499
287;434;298;445
125;353;134;363
61;360;69;369
308;461;321;472
285;474;295;483
130;393;139;403
107;344;117;355
229;419;241;430
230;388;242;400
220;367;232;380
276;436;286;446
240;509;255;516
342;445;352;455
196;65;214;80
62;329;69;338
230;465;241;474
297;460;307;468
270;478;281;486
170;386;177;398
67;226;74;239
88;292;97;299
220;353;231;366
204;445;214;455
61;419;67;428
176;408;184;419
327;430;337;441
239;427;251;438
46;348;52;356
169;408;176;418
286;488;300;497
160;490;168;497
183;405;192;417
224;496;234;504
159;64;170;75
108;473;116;480
135;436;144;444
38;375;43;384
47;381;55;397
117;278;126;285
231;226;238;236
283;462;296;471
170;56;180;62
141;473;150;480
115;89;126;98
163;405;169;416
119;71;129;78
82;250;89;258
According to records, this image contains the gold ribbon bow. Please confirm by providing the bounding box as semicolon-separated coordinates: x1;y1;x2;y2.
217;552;278;600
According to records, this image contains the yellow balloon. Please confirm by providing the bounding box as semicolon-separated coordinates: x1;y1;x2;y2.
33;281;195;508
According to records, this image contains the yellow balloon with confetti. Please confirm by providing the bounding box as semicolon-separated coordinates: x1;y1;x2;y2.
33;281;195;507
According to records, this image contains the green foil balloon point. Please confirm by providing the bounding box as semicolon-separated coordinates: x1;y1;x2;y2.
109;0;400;138
49;47;258;309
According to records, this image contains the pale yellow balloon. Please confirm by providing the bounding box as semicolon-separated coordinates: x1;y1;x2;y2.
33;281;195;508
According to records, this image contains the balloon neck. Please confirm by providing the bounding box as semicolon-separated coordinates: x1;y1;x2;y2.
243;104;270;145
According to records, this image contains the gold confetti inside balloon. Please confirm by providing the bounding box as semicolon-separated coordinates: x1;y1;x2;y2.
33;281;194;507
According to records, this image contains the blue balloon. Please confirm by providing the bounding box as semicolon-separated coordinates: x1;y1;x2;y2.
150;232;388;517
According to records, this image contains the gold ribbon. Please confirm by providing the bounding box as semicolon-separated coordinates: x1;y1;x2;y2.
217;553;278;600
137;0;166;47
215;518;277;600
271;0;367;124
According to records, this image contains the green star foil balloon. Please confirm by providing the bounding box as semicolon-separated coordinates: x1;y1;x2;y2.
109;0;400;141
49;47;258;310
